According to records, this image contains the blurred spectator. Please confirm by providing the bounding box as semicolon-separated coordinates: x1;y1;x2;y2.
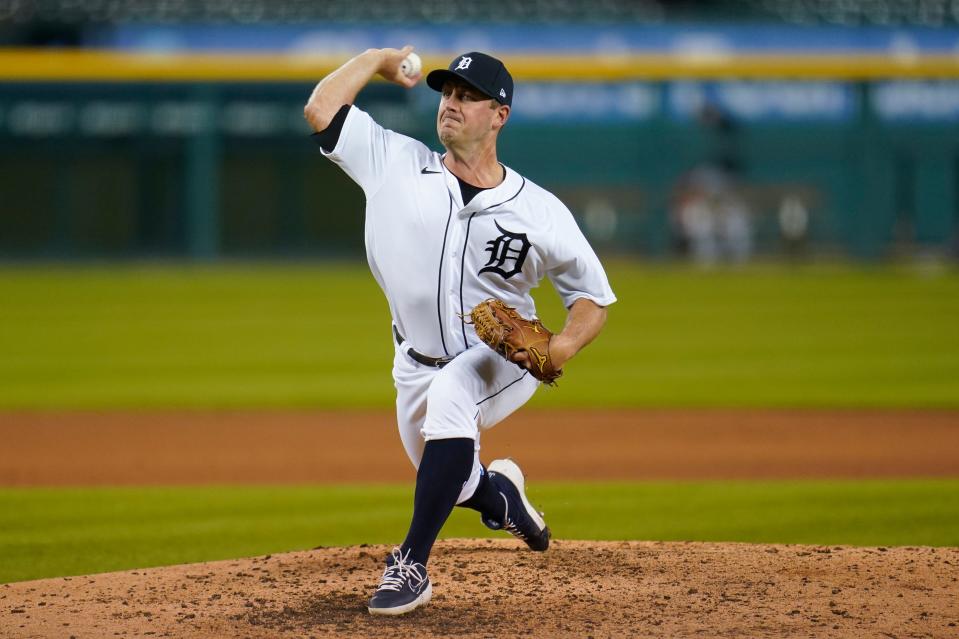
672;166;753;266
778;194;810;259
671;102;753;266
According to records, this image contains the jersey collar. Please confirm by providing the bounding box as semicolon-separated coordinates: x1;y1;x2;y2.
439;156;524;216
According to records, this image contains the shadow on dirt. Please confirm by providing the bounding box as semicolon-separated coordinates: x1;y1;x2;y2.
238;591;517;638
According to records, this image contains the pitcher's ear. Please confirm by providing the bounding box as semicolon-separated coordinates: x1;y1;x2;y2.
495;104;510;129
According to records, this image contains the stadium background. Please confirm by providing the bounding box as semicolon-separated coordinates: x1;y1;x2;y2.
2;0;959;261
1;0;958;613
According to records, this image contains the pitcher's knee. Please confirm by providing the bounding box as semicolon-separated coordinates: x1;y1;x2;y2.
423;360;479;441
421;408;478;440
421;376;479;440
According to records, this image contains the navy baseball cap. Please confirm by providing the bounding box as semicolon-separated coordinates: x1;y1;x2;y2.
426;52;513;107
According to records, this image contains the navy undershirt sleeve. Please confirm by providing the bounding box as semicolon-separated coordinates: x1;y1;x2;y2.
309;104;351;152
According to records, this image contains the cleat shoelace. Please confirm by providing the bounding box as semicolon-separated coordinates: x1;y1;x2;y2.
498;493;530;542
375;548;427;593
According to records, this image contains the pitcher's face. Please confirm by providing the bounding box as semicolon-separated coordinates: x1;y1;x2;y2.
437;80;508;148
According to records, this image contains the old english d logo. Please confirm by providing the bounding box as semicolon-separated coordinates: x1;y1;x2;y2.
479;221;531;280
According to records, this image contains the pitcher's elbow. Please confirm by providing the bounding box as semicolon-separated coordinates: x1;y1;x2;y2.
303;102;331;132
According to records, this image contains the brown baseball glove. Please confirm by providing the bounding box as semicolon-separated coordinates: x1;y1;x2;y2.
468;298;563;385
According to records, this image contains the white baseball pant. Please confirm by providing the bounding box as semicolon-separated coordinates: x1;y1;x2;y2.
392;340;539;503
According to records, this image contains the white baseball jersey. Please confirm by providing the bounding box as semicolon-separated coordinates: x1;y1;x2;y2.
321;105;617;359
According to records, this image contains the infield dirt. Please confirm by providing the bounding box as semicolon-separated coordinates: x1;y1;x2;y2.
2;408;958;484
2;540;958;638
2;408;958;638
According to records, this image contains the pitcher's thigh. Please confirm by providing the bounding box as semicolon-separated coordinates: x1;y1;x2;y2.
476;368;539;431
422;345;538;440
393;353;433;469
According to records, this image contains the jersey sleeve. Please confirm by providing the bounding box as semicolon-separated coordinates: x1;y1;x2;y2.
545;202;618;309
317;105;411;199
310;104;349;152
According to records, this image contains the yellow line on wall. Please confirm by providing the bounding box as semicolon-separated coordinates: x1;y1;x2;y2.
0;49;958;81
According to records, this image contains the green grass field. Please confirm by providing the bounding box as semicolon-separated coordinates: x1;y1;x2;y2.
2;479;957;584
1;261;957;583
1;261;957;409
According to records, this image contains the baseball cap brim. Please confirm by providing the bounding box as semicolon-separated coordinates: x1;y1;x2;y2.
426;69;498;102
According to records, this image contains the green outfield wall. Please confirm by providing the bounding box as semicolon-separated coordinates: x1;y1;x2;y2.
1;52;957;260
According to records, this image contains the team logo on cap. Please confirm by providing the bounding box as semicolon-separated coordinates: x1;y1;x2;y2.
455;56;472;71
499;88;506;99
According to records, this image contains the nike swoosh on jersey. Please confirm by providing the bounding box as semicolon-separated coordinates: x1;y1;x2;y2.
421;167;442;174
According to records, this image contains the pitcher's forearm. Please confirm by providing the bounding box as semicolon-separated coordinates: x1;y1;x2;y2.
304;49;386;131
550;298;608;368
304;46;419;132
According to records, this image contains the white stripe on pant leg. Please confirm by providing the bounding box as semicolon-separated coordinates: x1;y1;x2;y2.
477;370;539;431
456;443;483;504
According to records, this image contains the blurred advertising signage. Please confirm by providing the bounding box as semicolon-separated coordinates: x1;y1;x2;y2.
668;82;856;122
872;82;959;121
0;99;313;137
510;83;659;122
99;24;959;55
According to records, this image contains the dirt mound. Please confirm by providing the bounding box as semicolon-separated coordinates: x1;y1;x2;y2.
2;540;957;638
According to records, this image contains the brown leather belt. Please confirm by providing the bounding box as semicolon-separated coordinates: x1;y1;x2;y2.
393;326;456;368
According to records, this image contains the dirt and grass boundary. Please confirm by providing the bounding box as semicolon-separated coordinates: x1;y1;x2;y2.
2;408;957;637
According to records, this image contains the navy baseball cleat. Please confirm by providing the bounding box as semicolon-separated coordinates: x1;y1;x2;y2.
482;458;551;551
367;548;432;616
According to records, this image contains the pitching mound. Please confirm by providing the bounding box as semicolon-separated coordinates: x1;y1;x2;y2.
2;540;957;638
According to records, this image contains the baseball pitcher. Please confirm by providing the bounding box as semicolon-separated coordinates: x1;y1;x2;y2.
304;47;616;615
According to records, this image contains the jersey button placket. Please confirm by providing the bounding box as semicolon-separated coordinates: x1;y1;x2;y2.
444;217;465;343
454;208;479;350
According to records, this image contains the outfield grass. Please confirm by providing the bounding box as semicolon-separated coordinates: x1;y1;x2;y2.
0;261;957;409
1;479;957;583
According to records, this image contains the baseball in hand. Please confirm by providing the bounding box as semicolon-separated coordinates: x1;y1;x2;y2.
400;52;422;78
